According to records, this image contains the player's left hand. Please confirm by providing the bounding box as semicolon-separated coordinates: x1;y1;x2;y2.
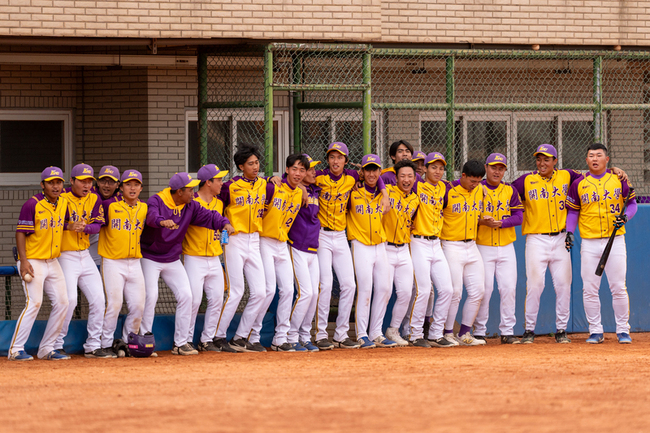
611;167;628;182
381;194;390;214
224;223;236;235
269;176;282;186
613;214;627;229
565;231;574;252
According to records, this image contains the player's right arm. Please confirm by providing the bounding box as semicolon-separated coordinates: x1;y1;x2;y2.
15;232;33;279
15;198;36;278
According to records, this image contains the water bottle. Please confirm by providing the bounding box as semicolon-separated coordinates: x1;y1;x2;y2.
220;230;229;245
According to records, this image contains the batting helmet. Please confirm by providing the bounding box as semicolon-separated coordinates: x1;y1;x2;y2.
128;332;155;358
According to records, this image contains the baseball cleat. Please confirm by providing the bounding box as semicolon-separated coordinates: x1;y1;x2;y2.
429;337;456;348
410;338;432;348
102;348;118;358
443;333;460;346
385;327;409;347
213;337;238;353
300;341;320;352
198;341;221;352
457;332;486;346
585;333;604;344
500;335;521;345
372;335;397;348
521;330;535;344
315;339;334;350
229;338;256;352
171;343;199;355
85;348;114;359
617;333;632;344
474;335;487;343
554;330;571;344
250;342;267;352
357;336;376;349
9;350;33;361
271;342;295;352
333;338;361;349
43;350;71;360
290;342;309;352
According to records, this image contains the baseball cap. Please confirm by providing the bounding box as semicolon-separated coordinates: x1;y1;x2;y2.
486;153;507;167
303;154;321;168
412;150;427;161
169;172;200;189
326;142;349;156
98;165;120;181
361;154;381;168
534;144;558;159
71;163;95;180
121;169;143;184
197;164;228;181
425;152;447;166
41;166;64;182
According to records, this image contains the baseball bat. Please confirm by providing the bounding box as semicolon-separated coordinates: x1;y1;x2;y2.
595;187;634;276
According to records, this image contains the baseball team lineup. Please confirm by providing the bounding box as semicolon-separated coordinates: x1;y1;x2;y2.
6;137;637;360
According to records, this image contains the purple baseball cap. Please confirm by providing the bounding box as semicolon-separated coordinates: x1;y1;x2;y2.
197;164;228;181
98;165;120;181
169;172;200;189
534;144;557;159
412;150;427;161
303;154;321;168
121;169;143;184
71;163;95;180
41;166;64;182
361;154;381;168
486;153;507;167
425;152;447;166
327;142;349;156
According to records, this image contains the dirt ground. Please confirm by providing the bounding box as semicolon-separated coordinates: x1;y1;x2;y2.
3;333;650;433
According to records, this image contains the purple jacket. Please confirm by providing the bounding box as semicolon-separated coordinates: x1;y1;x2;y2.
141;188;230;263
288;184;321;254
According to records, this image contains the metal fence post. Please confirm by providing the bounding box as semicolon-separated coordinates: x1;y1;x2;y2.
292;55;302;154
264;45;274;176
446;55;455;180
362;49;372;155
198;51;208;166
593;55;603;143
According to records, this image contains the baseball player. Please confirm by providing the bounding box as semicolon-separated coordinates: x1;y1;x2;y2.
249;154;308;352
8;167;73;361
314;142;389;350
441;160;486;346
182;164;234;352
98;170;147;355
287;155;322;352
473;153;523;344
382;159;420;347
380;139;423;185
89;165;121;266
140;172;233;356
412;150;427;178
406;152;455;348
348;154;396;349
566;143;637;344
55;164;110;358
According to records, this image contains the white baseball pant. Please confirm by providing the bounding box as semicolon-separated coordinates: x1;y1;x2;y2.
9;259;69;359
216;232;266;341
251;237;293;346
100;257;145;348
475;243;517;336
184;254;225;344
316;228;356;342
56;249;105;353
524;234;571;332
386;244;413;330
581;236;629;334
442;240;485;331
88;233;101;266
408;236;454;340
351;240;391;341
288;247;319;344
140;258;193;347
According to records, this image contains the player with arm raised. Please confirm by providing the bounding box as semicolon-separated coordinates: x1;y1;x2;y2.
565;143;636;344
473;154;524;344
8;167;71;361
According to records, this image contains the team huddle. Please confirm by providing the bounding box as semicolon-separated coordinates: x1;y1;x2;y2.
7;138;636;360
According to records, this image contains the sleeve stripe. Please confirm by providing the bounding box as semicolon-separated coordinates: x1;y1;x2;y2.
566;201;580;210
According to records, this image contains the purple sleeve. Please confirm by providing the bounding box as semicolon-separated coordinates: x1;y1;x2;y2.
344;169;360;182
83;193;104;235
265;182;275;205
626;199;638;221
145;196;165;228
219;180;232;207
511;174;527;202
442;181;452;208
568;169;582;184
377;175;386;190
189;201;231;231
501;208;523;228
566;208;579;233
16;198;37;234
566;178;582;210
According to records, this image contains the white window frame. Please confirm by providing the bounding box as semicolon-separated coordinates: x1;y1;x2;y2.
0;110;73;186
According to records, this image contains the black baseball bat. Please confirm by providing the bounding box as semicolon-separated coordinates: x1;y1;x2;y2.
595;187;634;276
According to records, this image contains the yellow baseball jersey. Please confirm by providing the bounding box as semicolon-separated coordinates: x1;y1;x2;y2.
566;172;635;239
382;185;419;244
219;176;268;234
261;180;303;242
411;179;447;237
315;168;359;231
98;197;148;260
346;184;386;246
182;194;224;257
477;181;524;247
512;169;581;235
17;193;69;260
61;189;105;251
441;180;484;241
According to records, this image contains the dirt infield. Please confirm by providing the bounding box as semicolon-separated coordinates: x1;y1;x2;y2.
3;333;650;433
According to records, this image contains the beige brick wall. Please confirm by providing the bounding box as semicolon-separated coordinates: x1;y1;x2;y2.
2;0;650;46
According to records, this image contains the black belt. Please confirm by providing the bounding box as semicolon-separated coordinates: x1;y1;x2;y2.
387;242;405;247
413;235;438;241
540;229;566;236
322;227;335;232
447;239;473;243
